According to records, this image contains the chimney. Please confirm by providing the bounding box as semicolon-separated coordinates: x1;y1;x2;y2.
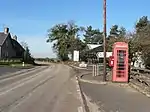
4;27;9;34
13;35;17;41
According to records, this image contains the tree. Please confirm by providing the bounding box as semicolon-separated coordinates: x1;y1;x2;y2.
109;25;119;37
118;27;126;38
74;37;87;61
23;47;31;61
47;21;85;61
136;16;150;33
83;26;103;44
107;25;127;51
47;23;69;61
107;25;140;65
20;41;28;49
20;41;33;63
135;16;150;67
127;32;142;64
66;21;83;59
107;17;150;67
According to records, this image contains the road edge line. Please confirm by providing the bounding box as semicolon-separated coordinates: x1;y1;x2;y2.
76;76;86;112
70;65;88;70
0;66;39;80
129;82;150;98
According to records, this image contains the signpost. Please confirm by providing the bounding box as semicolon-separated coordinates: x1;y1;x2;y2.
73;50;79;62
92;64;99;77
96;52;112;77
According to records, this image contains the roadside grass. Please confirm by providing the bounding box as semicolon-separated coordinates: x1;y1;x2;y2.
10;63;34;67
0;62;36;69
0;59;51;68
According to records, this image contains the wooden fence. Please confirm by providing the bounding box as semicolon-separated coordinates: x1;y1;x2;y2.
130;67;150;97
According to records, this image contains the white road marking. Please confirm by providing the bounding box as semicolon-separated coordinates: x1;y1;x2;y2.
75;76;86;112
71;65;87;70
0;65;55;92
8;74;54;112
0;67;51;96
0;66;40;79
0;67;43;82
78;106;83;112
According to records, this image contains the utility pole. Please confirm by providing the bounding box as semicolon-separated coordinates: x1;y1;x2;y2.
103;0;107;81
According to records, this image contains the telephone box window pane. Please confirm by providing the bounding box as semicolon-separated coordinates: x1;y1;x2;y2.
117;50;126;77
117;71;125;77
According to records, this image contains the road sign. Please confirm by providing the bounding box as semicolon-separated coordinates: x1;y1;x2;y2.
73;50;79;61
96;52;103;58
96;52;112;58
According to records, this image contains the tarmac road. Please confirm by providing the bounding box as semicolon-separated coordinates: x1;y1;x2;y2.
0;66;22;76
80;81;150;112
0;64;81;112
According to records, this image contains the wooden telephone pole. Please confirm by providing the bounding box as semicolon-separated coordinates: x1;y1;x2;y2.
103;0;107;81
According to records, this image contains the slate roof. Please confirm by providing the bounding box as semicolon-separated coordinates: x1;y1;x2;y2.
11;39;25;52
0;32;7;45
0;32;24;52
87;44;102;50
86;45;103;53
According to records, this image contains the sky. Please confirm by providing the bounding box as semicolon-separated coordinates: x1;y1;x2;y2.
0;0;149;58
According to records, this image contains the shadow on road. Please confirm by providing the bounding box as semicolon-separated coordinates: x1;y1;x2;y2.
34;63;50;66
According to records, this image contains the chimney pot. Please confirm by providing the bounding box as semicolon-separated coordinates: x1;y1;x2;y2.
4;27;9;34
13;35;17;41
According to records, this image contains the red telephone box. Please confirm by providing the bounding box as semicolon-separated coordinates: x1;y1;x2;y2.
112;42;128;82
